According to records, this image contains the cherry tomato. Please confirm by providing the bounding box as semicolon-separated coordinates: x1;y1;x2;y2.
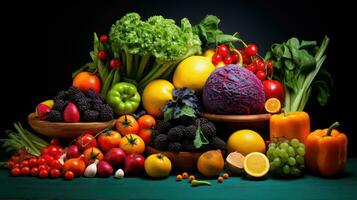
38;164;47;171
83;147;104;165
223;55;233;65
245;64;257;73
109;58;121;69
137;114;156;130
11;168;21;176
50;169;61;178
41;154;54;165
20;160;29;167
21;166;31;176
65;171;75;180
50;138;60;145
240;51;252;64
256;60;266;71
256;71;267;81
39;169;49;178
267;60;273;68
99;34;109;43
98;130;122;152
217;44;229;57
115;115;139;135
76;134;98;150
14;164;20;168
29;158;38;167
31;167;39;176
98;50;108;61
230;52;239;63
38;158;46;165
6;161;15;169
211;53;222;65
138;129;154;144
11;155;20;163
41;145;64;160
245;44;258;56
50;160;62;170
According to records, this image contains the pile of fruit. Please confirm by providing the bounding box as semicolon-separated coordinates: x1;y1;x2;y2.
0;13;348;185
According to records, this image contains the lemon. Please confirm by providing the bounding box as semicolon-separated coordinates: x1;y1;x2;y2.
243;152;270;177
173;56;215;91
142;79;174;117
226;129;266;155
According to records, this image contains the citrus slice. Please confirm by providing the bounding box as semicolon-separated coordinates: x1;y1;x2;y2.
265;98;281;114
226;151;245;175
243;152;270;177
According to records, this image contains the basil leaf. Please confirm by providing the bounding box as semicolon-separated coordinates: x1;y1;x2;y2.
272;44;284;57
194;127;209;149
216;34;239;44
164;107;174;122
300;40;317;49
181;105;196;118
286;37;300;49
284;59;296;70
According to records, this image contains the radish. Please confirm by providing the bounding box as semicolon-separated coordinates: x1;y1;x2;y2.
97;161;113;177
84;159;99;177
67;145;81;159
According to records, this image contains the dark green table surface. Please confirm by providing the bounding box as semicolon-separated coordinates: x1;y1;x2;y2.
1;159;357;200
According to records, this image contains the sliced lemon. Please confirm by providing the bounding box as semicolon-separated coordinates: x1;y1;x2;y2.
265;98;281;114
243;152;270;177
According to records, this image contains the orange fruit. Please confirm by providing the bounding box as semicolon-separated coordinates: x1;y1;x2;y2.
225;151;245;175
226;129;266;155
265;98;281;114
197;150;224;177
243;152;270;178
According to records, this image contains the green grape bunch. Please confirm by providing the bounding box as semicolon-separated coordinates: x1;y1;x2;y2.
266;137;305;177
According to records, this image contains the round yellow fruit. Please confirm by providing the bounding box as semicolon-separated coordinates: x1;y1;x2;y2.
203;48;215;59
226;129;266;155
173;56;215;91
144;153;172;178
243;152;270;178
142;80;174;117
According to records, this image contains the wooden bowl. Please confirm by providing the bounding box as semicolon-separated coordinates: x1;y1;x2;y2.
201;112;271;139
28;113;116;139
146;146;205;171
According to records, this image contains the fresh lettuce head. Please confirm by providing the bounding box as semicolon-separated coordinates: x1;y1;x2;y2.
109;13;201;61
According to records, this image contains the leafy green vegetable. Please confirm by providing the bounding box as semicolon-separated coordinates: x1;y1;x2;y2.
1;122;49;157
162;88;200;122
109;13;202;89
265;36;332;112
193;125;209;149
193;15;239;50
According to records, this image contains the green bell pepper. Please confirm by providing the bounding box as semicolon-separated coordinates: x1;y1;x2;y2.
106;82;141;115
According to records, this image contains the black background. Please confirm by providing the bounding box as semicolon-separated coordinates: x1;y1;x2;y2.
3;0;356;156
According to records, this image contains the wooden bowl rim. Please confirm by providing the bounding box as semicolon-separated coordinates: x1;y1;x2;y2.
202;112;271;122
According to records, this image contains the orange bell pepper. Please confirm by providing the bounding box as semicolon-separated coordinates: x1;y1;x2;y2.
269;111;310;144
305;122;347;177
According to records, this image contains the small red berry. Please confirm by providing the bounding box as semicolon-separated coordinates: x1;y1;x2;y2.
211;53;222;65
99;35;109;43
256;70;267;81
98;50;108;61
109;58;121;69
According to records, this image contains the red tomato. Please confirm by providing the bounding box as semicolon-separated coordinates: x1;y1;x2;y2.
138;129;153;145
41;145;64;159
65;171;75;180
31;167;39;176
262;80;285;103
21;167;31;176
21;160;29;167
99;35;109;43
211;53;222;65
245;44;258;56
29;158;38;167
50;160;62;170
116;115;139;135
38;158;46;166
98;130;122;152
39;170;49;178
83;147;104;165
41;154;54;164
50;138;60;145
217;44;229;57
6;161;15;169
76;133;98;150
72;72;101;94
256;71;267;81
137;115;156;130
11;168;21;176
50;169;61;178
38;164;47;171
11;155;20;163
62;157;86;177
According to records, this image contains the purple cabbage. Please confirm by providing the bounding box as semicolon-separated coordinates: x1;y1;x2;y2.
202;64;265;114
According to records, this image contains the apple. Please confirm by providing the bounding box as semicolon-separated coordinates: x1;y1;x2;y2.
105;148;126;168
63;102;80;123
263;80;285;103
35;100;54;120
124;154;145;176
